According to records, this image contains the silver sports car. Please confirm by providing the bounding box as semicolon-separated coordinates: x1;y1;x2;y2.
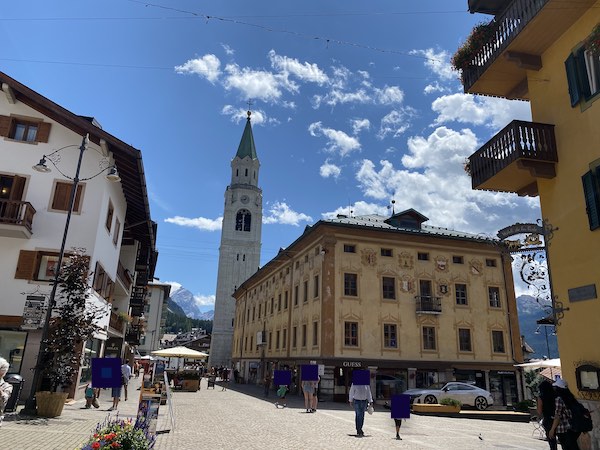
403;381;494;410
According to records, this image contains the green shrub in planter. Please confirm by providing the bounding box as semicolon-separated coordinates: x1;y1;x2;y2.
514;399;535;413
439;398;462;408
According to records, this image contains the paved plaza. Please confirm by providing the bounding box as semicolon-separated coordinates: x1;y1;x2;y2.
1;376;551;449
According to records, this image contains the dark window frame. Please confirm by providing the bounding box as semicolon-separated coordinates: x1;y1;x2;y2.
383;323;397;348
344;273;358;296
344;321;359;347
458;328;472;352
382;276;396;300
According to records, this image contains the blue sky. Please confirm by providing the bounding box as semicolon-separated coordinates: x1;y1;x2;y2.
2;1;541;311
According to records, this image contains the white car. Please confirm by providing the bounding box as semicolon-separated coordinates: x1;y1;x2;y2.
404;381;493;410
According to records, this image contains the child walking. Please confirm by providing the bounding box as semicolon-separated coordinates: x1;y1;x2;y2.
275;385;288;408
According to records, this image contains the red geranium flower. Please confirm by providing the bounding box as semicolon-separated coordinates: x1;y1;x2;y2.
91;443;101;450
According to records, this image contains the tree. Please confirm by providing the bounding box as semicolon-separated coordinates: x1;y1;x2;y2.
40;249;106;392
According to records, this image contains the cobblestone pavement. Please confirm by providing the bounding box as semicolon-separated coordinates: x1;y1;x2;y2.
154;379;550;450
0;376;550;450
0;376;143;450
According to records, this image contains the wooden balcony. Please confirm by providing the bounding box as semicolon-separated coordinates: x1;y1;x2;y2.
462;0;595;99
468;120;557;196
0;199;35;238
116;260;132;291
415;295;442;314
109;311;126;333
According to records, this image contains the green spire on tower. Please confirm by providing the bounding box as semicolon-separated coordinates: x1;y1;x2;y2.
235;111;257;160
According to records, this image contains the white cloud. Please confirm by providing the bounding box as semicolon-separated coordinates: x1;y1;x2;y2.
223;63;284;102
374;86;404;105
432;93;531;129
321;89;372;107
322;200;388;219
221;105;279;126
268;50;329;85
319;161;342;179
193;294;216;306
174;54;222;83
424;81;449;95
308;122;361;157
403;126;478;174
164;281;183;294
377;108;416;139
164;216;222;231
221;43;235;55
350;125;540;234
351;118;370;135
263;202;312;226
411;48;455;81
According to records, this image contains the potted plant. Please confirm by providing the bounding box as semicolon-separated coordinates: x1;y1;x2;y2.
36;250;105;417
439;397;462;412
80;415;156;450
117;311;132;324
451;20;496;74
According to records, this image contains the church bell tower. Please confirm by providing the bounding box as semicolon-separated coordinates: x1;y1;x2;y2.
209;112;262;368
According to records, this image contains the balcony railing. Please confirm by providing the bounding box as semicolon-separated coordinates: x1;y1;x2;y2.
415;295;442;314
0;199;36;233
468;120;557;192
116;260;132;291
462;0;549;92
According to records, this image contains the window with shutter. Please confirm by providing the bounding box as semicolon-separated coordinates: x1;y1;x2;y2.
51;181;84;213
105;200;114;232
565;48;599;107
582;169;600;230
0;115;50;142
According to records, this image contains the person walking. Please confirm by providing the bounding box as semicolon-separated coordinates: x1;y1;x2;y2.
263;372;272;397
548;378;581;450
275;384;288;408
348;382;373;437
311;377;320;412
0;357;13;427
302;379;315;413
108;382;122;411
121;359;132;401
537;380;558;450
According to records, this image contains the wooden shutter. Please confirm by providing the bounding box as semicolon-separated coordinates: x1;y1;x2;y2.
35;122;51;143
15;250;37;280
582;170;600;230
52;182;83;212
565;54;582;107
0;115;12;137
52;182;70;210
9;176;26;201
73;185;83;212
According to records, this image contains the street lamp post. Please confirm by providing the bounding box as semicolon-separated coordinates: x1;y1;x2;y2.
23;134;120;413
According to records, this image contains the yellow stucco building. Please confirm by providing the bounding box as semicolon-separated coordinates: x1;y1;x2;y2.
232;210;524;406
463;0;600;439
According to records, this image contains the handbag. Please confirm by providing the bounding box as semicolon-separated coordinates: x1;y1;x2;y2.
367;404;374;415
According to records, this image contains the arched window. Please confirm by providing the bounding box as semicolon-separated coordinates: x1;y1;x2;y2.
245;168;248;176
236;169;239;176
235;209;251;232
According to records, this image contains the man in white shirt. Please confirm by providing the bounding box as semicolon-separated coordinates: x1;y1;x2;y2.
121;360;132;401
348;382;373;437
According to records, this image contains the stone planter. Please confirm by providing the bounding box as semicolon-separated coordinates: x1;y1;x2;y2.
181;379;200;391
36;391;69;417
412;403;461;414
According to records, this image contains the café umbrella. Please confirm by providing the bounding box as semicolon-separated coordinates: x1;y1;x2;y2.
151;346;208;371
151;346;208;359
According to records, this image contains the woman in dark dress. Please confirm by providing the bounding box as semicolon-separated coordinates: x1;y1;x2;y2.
537;380;557;450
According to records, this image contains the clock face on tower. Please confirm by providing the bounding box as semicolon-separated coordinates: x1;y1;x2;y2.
240;195;249;204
